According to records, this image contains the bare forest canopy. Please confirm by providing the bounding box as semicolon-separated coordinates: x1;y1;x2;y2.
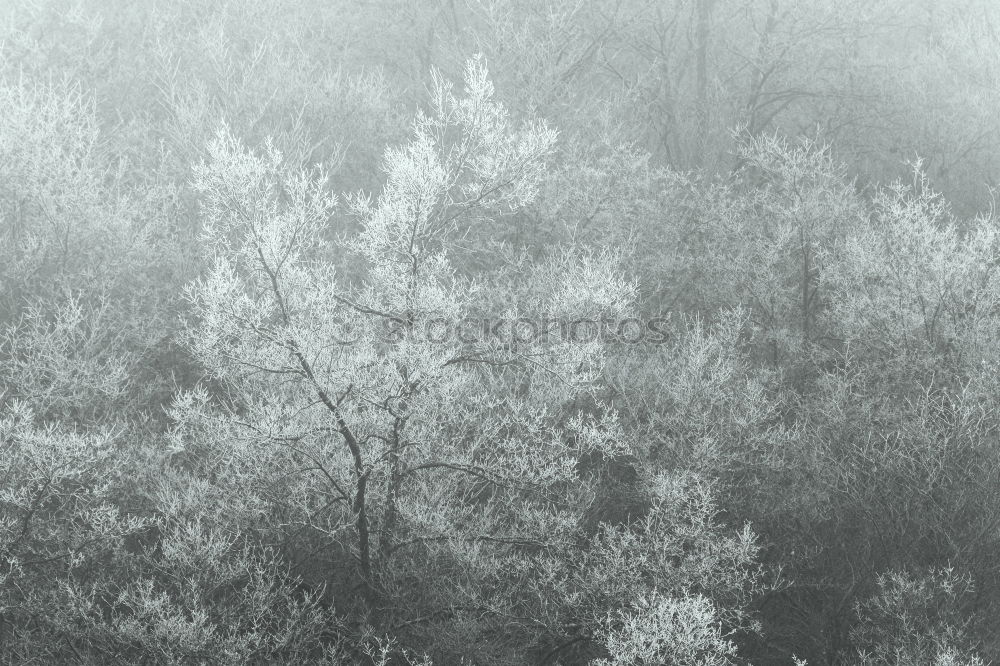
1;1;1000;664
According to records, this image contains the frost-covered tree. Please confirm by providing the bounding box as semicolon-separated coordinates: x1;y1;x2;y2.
851;568;986;666
173;57;765;663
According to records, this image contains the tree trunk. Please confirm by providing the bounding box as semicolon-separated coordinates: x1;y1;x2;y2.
694;0;714;166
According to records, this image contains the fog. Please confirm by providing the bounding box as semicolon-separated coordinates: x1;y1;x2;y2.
1;1;998;664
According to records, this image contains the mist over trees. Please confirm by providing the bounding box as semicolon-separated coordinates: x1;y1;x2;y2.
2;1;1000;664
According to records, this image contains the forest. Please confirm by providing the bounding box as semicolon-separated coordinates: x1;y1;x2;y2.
2;0;1000;663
